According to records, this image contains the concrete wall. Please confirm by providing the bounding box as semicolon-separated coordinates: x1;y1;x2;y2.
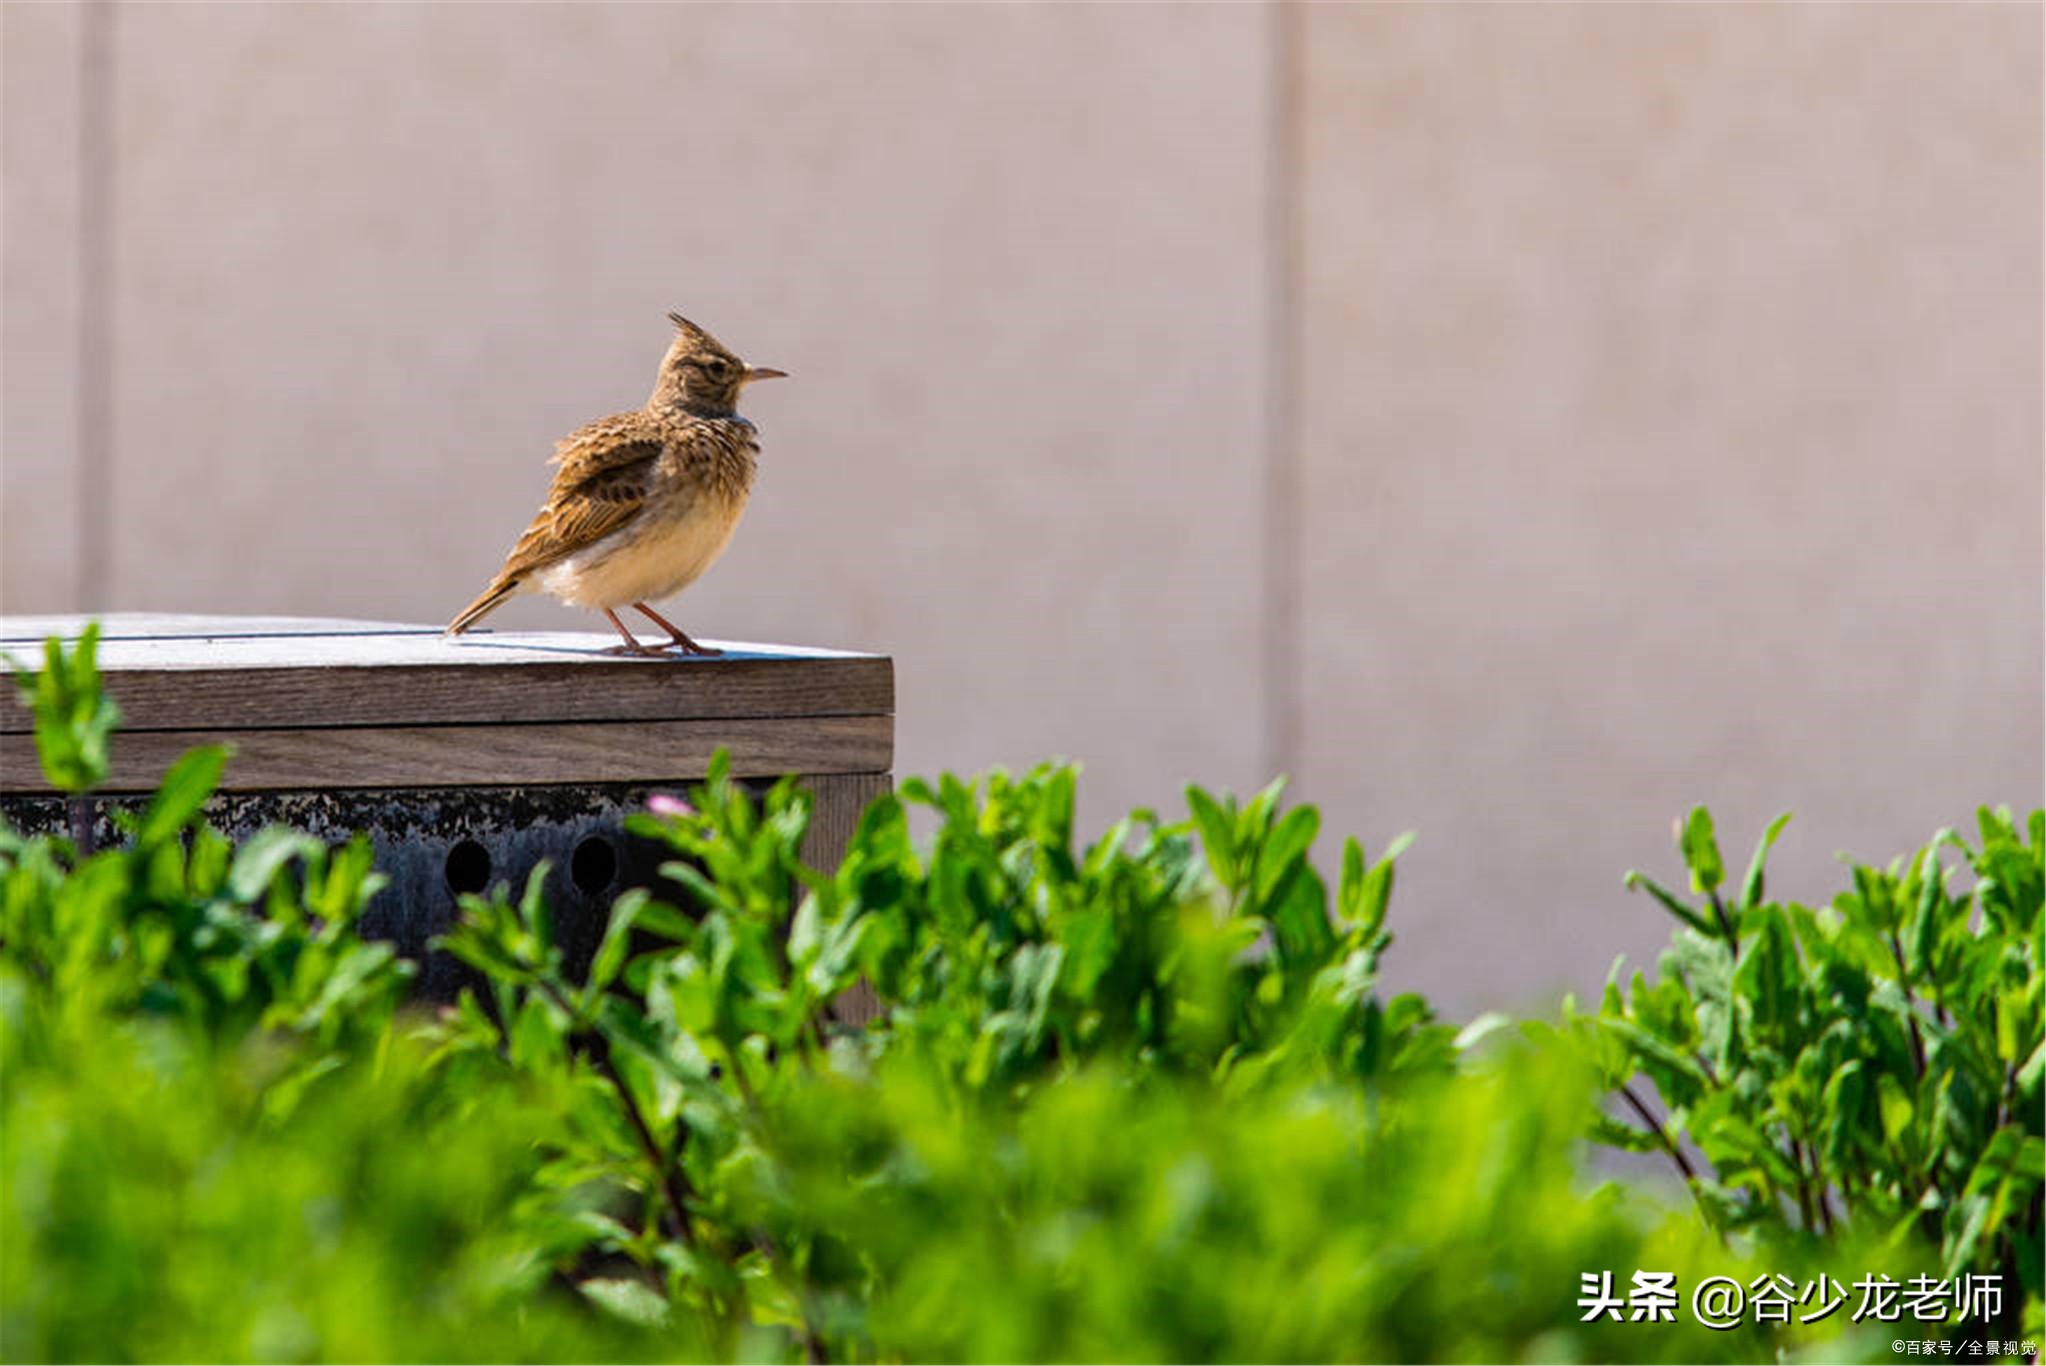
4;2;2039;1014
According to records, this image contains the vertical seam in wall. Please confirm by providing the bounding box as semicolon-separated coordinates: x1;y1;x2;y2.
1262;0;1305;783
76;0;113;610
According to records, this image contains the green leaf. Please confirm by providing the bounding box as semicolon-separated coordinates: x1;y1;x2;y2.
12;625;123;794
1623;870;1713;936
135;746;230;850
1600;1017;1711;1095
659;860;731;914
1876;1070;1915;1146
509;994;567;1072
579;1277;671;1329
1185;786;1236;887
787;891;824;967
587;889;653;998
519;862;553;952
1239;776;1288;851
633;898;699;945
2016;1036;2045;1097
1739;812;1792;910
595;994;707;1085
1266;863;1334;973
1336;837;1366;923
1355;834;1413;940
1254;805;1320;908
1453;1011;1513;1053
1730;910;1799;1035
226;827;324;904
1679;807;1724;895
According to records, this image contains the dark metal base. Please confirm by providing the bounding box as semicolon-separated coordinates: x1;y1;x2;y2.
1;783;713;1001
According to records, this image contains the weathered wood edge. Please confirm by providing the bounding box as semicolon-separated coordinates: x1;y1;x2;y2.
0;613;427;640
0;657;895;733
0;616;885;660
0;715;895;794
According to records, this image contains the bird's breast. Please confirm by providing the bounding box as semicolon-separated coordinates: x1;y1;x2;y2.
538;485;747;609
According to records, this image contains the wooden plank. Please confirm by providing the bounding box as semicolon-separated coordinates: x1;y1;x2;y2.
0;657;894;733
0;715;894;794
0;623;894;732
0;613;426;641
799;772;894;873
801;772;894;1029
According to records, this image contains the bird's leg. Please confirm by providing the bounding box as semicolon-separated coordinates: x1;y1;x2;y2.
633;602;722;657
601;608;667;657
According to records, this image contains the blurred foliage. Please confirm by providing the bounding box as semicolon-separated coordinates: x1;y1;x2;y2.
757;1049;1808;1363
1;628;2029;1362
6;622;120;795
1;1007;663;1363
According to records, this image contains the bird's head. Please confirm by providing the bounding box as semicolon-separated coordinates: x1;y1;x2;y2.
651;312;786;415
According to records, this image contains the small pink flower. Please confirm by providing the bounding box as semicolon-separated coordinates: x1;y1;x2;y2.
647;792;696;818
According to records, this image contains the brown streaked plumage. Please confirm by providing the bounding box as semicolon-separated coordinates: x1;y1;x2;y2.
446;313;785;656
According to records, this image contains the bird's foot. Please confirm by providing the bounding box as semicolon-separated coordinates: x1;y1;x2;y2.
602;642;671;659
627;604;721;657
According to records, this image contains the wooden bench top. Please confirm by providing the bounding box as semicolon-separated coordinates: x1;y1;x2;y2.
0;614;893;792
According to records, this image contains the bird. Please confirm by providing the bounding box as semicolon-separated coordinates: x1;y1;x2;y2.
445;313;785;657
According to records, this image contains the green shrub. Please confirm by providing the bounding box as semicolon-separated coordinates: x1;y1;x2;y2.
426;754;1480;1355
1573;807;2044;1343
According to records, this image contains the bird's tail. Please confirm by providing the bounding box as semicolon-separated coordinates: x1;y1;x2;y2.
445;577;523;636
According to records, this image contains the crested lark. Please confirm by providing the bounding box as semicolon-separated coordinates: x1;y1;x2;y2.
446;313;784;656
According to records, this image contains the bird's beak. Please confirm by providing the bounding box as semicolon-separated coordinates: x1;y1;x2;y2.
744;366;788;383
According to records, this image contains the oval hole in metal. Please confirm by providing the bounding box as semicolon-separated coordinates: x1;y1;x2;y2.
444;838;492;896
571;833;618;897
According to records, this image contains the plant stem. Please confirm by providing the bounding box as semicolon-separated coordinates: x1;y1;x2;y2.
589;1035;697;1250
67;797;94;858
541;967;696;1251
1788;1136;1817;1232
1620;1081;1699;1185
1886;929;1930;1079
1708;890;1738;961
1788;1116;1837;1236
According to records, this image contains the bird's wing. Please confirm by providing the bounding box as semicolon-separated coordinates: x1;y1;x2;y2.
491;418;665;583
